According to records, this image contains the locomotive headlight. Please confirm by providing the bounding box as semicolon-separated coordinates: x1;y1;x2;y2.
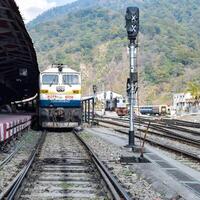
40;89;48;94
73;90;80;94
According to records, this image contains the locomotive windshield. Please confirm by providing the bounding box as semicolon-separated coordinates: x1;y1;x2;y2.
63;74;79;85
42;74;58;85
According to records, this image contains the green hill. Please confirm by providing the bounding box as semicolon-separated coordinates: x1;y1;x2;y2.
28;0;200;104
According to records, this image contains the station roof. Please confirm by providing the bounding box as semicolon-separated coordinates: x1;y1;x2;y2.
0;0;39;105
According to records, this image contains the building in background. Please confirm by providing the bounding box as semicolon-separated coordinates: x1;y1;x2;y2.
96;91;122;101
173;93;200;115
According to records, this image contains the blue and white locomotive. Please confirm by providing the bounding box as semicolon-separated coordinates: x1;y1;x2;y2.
39;64;81;128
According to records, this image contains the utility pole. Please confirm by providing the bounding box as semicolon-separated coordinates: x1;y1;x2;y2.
125;7;139;147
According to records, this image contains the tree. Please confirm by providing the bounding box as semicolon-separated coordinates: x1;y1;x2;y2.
187;82;200;109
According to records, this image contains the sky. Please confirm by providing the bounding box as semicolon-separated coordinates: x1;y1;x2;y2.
15;0;76;23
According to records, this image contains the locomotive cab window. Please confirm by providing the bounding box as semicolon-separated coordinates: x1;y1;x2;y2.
63;74;79;85
42;74;58;85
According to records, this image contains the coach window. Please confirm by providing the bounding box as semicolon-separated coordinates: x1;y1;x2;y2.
42;75;58;85
63;75;79;85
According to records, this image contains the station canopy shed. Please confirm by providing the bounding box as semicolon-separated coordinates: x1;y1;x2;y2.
0;0;39;105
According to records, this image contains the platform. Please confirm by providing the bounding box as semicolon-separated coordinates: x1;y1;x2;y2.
0;114;32;142
85;127;200;200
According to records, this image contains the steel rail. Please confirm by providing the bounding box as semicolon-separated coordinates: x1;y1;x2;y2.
132;115;200;128
96;119;200;162
0;140;24;169
131;118;200;143
98;115;200;135
136;117;200;135
162;118;200;128
142;125;200;147
135;116;200;128
0;131;46;200
117;129;200;162
73;129;132;200
1;129;131;200
145;122;200;136
0;128;34;169
96;118;200;147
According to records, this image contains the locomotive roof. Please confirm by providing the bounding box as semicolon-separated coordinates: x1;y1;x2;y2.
41;66;79;74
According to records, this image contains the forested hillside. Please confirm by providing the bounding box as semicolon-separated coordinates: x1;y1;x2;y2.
28;0;200;104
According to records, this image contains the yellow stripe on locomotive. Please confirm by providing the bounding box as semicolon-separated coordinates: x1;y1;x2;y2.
40;90;81;95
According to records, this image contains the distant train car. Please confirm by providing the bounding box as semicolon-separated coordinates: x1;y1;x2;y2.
105;97;128;116
105;99;117;111
139;105;169;115
115;98;128;117
39;65;81;128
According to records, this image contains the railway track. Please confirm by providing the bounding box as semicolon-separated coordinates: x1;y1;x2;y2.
1;130;132;200
96;117;200;148
0;133;33;169
0;131;41;196
100;115;200;136
137;117;200;136
161;118;200;128
95;117;200;163
0;142;23;169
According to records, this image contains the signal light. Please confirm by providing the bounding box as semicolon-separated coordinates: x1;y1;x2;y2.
40;90;48;94
125;7;139;40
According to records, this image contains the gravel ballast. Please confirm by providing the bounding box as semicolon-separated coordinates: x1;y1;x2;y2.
0;130;41;193
80;129;165;200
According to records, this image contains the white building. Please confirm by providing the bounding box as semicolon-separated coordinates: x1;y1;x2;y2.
173;92;199;114
96;91;122;101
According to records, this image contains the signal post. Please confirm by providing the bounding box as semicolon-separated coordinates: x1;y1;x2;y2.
125;7;139;148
